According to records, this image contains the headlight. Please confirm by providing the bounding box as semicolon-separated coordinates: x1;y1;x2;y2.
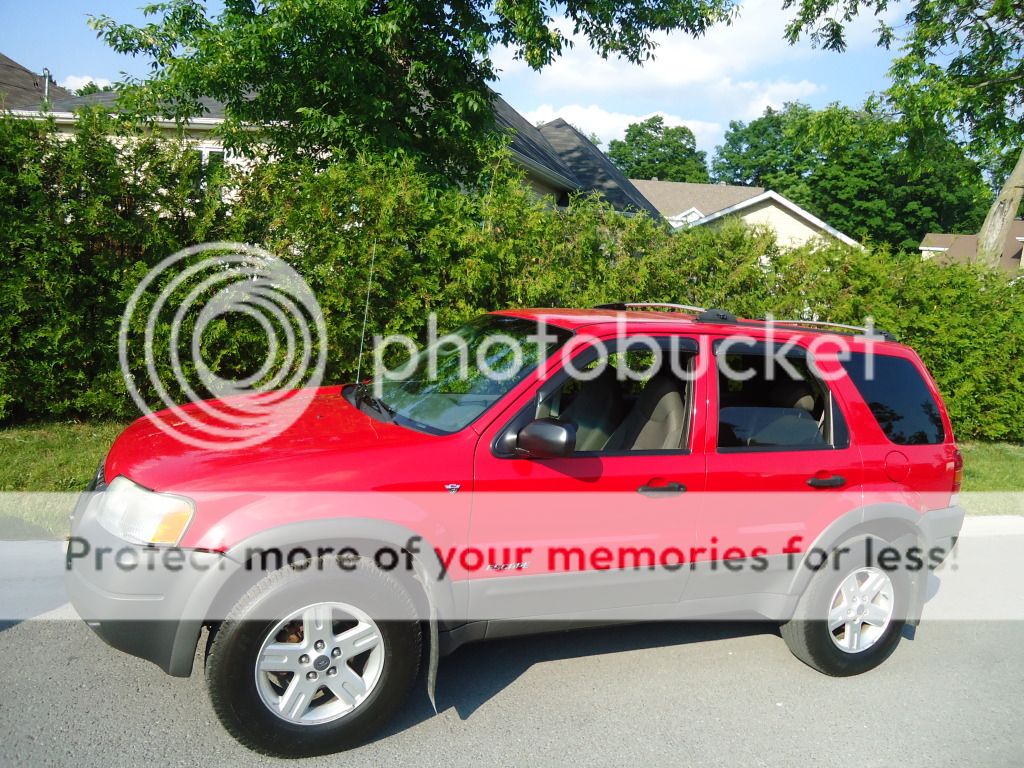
96;476;195;545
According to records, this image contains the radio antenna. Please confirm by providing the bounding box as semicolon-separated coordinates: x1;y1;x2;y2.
354;238;377;387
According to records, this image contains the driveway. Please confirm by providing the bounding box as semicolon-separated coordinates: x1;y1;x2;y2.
1;518;1022;768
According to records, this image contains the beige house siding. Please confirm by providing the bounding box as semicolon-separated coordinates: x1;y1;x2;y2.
629;179;857;248
522;173;567;200
719;198;834;248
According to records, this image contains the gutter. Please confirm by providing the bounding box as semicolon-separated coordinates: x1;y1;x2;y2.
6;109;225;131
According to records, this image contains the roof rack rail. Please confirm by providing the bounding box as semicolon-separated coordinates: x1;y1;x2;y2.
697;308;736;323
773;319;897;341
594;302;707;313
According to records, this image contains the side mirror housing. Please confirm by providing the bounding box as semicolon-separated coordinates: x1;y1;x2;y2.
516;418;576;459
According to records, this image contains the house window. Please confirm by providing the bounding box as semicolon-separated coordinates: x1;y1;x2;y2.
191;148;226;192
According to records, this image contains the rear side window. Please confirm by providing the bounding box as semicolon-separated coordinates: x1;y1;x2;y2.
842;353;945;445
716;352;848;451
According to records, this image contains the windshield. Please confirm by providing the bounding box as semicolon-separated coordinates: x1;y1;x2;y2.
376;315;572;434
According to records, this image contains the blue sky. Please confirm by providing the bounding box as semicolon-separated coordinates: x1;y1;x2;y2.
1;0;905;154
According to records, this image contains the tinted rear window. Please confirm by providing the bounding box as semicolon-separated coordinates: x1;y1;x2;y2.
841;353;945;445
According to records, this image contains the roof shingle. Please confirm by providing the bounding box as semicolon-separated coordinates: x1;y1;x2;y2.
538;119;660;216
0;53;71;109
920;220;1024;272
628;178;764;218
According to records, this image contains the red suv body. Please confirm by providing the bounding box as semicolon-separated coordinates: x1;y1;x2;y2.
67;306;965;755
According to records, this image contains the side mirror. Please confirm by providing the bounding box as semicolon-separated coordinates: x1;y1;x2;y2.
516;418;576;459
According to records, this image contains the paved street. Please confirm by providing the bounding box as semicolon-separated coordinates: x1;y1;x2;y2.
1;519;1022;768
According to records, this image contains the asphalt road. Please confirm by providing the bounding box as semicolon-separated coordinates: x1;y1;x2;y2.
2;520;1023;768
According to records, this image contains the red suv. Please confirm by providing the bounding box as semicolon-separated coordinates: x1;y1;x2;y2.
67;305;964;756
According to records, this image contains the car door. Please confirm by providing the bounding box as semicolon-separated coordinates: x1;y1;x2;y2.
688;336;865;605
468;333;708;621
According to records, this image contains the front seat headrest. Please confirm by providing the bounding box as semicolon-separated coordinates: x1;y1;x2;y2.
772;379;817;414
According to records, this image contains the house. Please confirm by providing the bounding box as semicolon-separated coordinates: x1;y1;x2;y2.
919;221;1024;273
630;179;859;247
0;53;71;108
38;90;230;164
3;52;648;215
492;97;580;205
537;119;661;217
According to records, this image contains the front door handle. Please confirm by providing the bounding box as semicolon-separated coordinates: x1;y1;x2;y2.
806;474;846;488
637;481;687;497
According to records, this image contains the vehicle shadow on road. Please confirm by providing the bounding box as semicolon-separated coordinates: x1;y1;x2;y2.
376;620;777;740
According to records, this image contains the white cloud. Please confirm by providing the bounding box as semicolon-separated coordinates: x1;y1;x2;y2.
496;0;904;141
497;0;900;94
716;77;823;120
524;103;721;151
495;0;810;95
59;75;113;92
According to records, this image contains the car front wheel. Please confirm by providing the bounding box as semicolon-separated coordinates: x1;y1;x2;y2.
206;558;421;756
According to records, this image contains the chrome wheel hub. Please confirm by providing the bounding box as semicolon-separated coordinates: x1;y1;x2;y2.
828;567;895;654
254;602;385;725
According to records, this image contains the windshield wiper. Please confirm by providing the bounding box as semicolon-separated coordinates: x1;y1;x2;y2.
353;382;396;422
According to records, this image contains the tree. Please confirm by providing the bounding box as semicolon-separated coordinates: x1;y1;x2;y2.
782;0;1024;267
91;0;733;178
713;103;991;250
607;116;709;182
75;82;115;96
713;104;816;191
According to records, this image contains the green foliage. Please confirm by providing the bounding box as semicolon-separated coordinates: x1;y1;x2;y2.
2;116;1023;440
74;81;116;96
712;102;992;250
90;0;734;177
0;111;230;422
782;0;1022;179
608;116;710;182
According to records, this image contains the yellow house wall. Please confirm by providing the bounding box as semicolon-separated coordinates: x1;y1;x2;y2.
706;198;833;247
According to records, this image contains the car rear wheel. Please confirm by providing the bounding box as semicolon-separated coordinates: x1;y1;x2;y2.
781;537;906;676
206;558;421;756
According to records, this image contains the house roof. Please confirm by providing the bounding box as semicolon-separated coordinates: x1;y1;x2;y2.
492;95;579;193
538;119;660;216
0;53;71;109
629;179;764;219
8;65;642;213
42;90;583;194
920;220;1024;272
48;91;230;119
631;177;858;247
692;190;860;247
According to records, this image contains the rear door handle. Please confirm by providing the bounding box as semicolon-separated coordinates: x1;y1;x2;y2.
806;474;846;488
637;481;687;497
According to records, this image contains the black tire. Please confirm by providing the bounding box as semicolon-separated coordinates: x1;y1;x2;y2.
780;536;907;677
206;557;421;756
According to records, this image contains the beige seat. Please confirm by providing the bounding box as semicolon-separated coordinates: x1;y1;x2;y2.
749;380;825;447
559;366;625;451
605;372;687;451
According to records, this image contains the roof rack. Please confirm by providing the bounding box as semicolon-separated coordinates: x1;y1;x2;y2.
773;319;896;341
592;303;897;341
595;302;706;313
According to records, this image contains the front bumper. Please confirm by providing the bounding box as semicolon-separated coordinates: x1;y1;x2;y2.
65;489;224;677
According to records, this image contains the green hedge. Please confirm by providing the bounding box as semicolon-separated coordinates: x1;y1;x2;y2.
2;115;1022;440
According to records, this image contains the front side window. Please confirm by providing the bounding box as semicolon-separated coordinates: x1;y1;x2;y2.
841;352;945;445
529;341;695;454
376;315;572;434
716;351;848;451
